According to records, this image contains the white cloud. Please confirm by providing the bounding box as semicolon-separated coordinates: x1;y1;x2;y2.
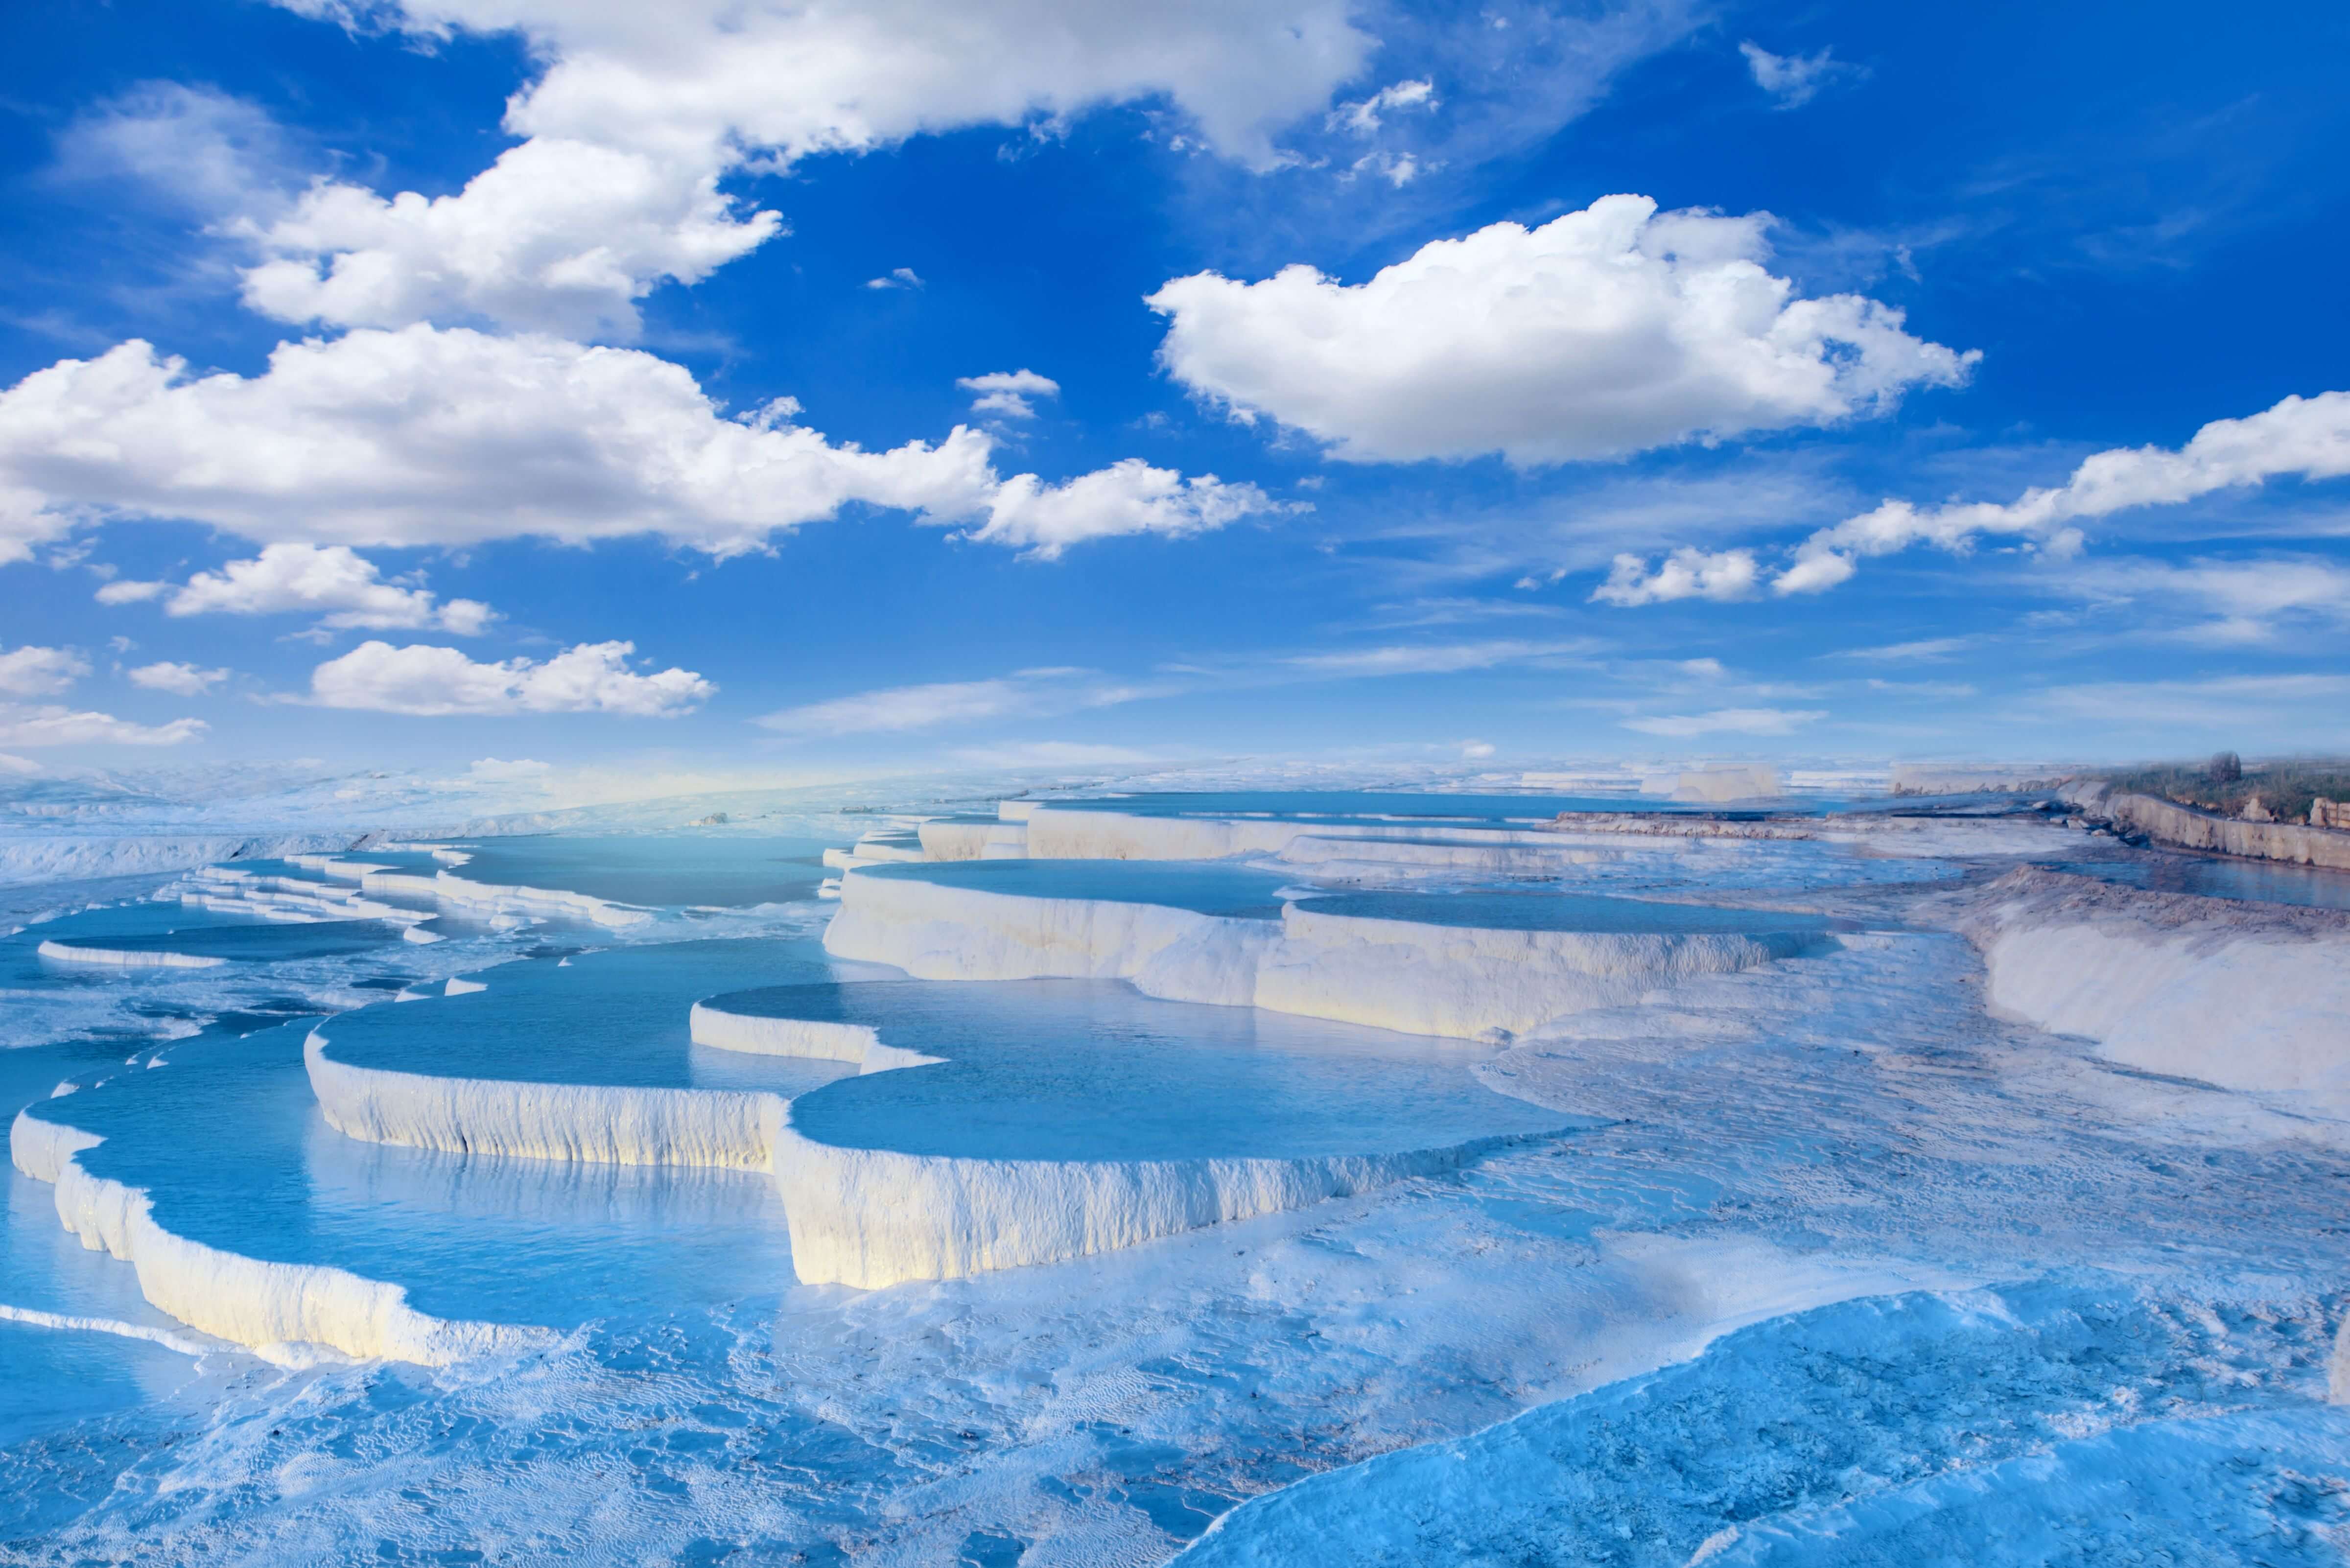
1592;547;1760;606
2033;673;2350;734
955;459;1290;559
1279;638;1591;677
1622;706;1824;736
1738;43;1862;109
1347;150;1433;188
756;668;1146;738
1329;79;1436;136
52;82;296;220
307;640;714;716
104;543;494;634
1459;739;1495;759
2057;555;2350;642
957;369;1061;420
1825;637;1972;662
248;0;1373;333
0;326;996;557
1777;390;2350;594
865;268;925;291
240;139;782;339
1148;194;1975;466
1;327;1252;562
127;661;231;695
0;646;90;697
0;704;204;747
757;635;1596;741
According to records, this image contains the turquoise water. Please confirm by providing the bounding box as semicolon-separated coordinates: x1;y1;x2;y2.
1041;790;1737;820
0;1030;252;1447
444;834;838;909
22;1020;802;1328
1293;890;1839;935
314;938;854;1096
715;979;1575;1162
855;859;1297;917
2047;853;2350;913
41;918;402;963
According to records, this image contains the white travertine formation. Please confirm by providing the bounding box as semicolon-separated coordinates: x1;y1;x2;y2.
1672;765;1780;802
821;865;1274;993
1272;833;1634;876
10;1107;544;1365
1023;807;1340;860
917;820;994;861
305;1030;778;1170
822;868;1821;1040
770;1122;1535;1290
1966;868;2350;1108
36;940;227;969
358;869;652;928
299;999;1547;1298
1258;904;1821;1041
687;1003;943;1074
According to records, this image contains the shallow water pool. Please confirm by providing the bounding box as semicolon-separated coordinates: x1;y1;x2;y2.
714;978;1576;1162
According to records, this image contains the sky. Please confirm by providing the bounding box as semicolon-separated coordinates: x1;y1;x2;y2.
0;0;2346;789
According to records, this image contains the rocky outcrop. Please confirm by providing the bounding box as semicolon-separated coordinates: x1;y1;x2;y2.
2062;782;2350;870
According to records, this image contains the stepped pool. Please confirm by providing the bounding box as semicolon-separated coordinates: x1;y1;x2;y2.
0;798;2345;1564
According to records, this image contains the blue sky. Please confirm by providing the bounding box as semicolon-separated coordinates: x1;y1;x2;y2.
1;0;2346;785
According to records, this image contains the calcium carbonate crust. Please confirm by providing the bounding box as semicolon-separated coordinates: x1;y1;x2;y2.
302;996;1554;1299
822;867;1831;1040
9;1106;544;1366
1962;866;2350;1109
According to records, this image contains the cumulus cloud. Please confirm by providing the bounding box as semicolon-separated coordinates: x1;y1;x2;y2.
1738;43;1863;109
127;661;231;695
307;640;712;717
240;139;781;339
101;543;494;634
0;646;91;697
0;704;204;746
0;326;997;556
756;668;1147;738
1592;547;1761;606
246;0;1372;333
1148;194;1975;466
957;369;1061;420
1622;706;1824;736
954;459;1290;559
0;327;1257;562
1777;390;2350;593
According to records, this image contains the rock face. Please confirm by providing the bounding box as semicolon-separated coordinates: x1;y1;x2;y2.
2062;782;2350;870
2314;797;2350;831
1961;867;2350;1110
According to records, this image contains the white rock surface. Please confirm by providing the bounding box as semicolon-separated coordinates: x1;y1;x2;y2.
35;940;227;969
1965;868;2350;1109
823;868;1824;1041
771;1122;1536;1290
9;1106;544;1365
